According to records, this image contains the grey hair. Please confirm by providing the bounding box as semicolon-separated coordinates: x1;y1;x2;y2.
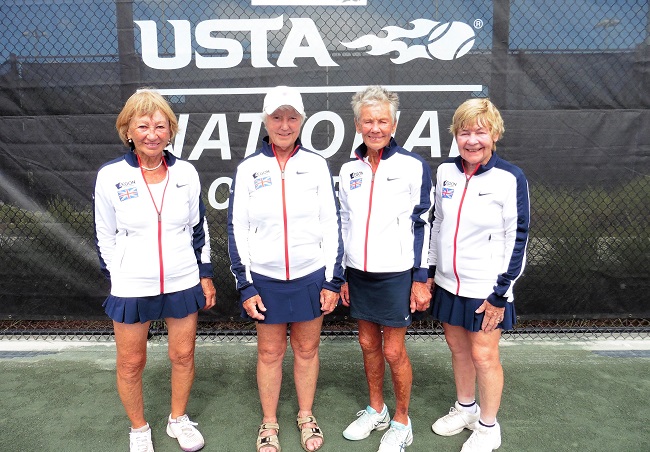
351;85;399;123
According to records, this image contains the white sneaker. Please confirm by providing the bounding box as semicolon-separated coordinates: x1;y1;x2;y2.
432;401;480;436
377;419;413;452
129;424;154;452
166;414;205;452
343;404;391;440
461;421;501;452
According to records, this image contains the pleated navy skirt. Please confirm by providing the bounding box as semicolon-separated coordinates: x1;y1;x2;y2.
433;286;516;332
103;282;205;324
243;268;325;324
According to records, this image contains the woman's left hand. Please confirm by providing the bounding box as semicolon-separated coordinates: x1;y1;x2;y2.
410;281;432;313
200;277;217;310
320;288;339;315
476;300;504;333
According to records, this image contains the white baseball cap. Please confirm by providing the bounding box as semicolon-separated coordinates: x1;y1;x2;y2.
263;86;305;116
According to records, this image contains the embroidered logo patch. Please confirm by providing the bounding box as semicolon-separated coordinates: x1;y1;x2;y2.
254;176;272;190
442;187;454;199
350;178;363;190
115;180;136;189
118;187;139;201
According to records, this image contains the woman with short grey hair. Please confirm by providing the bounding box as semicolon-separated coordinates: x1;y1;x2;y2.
339;85;433;452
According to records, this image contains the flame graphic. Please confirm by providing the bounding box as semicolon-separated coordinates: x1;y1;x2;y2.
341;19;474;63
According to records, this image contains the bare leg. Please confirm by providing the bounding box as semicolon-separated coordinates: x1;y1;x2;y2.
469;328;503;424
357;320;386;414
383;326;411;425
290;316;324;451
256;322;288;452
166;313;198;418
443;323;477;404
113;320;150;429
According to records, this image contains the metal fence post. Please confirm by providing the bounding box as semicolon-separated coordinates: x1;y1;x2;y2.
491;0;510;107
116;0;141;103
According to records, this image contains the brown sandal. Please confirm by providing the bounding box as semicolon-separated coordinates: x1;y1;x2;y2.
296;415;324;452
256;422;281;452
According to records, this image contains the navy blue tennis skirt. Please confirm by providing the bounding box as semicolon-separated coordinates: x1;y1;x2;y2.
432;286;516;332
243;268;325;324
347;267;412;328
103;283;205;324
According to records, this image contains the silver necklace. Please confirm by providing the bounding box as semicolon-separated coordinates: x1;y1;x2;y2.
141;159;163;171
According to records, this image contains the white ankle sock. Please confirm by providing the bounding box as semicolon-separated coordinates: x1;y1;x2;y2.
479;419;496;428
131;423;149;433
458;401;478;414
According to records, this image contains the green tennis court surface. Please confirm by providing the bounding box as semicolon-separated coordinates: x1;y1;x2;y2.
1;336;648;451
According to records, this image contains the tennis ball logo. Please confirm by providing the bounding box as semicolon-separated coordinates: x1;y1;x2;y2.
427;21;475;61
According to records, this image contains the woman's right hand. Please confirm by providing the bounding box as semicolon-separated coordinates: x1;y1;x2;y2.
242;294;266;321
340;282;350;307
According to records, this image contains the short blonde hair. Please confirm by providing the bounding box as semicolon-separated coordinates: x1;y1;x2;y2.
351;85;399;123
115;89;178;146
450;98;504;141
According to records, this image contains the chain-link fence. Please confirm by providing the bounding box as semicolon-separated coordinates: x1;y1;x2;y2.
1;1;648;338
1;318;649;342
1;1;648;113
1;179;648;339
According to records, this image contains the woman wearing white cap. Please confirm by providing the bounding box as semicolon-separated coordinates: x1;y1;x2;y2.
228;86;345;452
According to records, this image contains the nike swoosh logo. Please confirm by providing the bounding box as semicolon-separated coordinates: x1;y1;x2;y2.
176;182;189;188
387;177;400;181
404;315;410;320
296;171;309;175
478;192;491;196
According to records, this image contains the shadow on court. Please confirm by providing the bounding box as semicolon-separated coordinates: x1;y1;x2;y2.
0;336;648;451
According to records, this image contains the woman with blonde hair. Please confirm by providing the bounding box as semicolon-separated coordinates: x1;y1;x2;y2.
95;89;216;452
428;98;530;452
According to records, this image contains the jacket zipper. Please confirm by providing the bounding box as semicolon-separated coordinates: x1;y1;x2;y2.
273;144;299;280
364;171;376;272
157;212;164;293
452;163;480;295
361;149;382;272
281;168;290;280
139;157;169;294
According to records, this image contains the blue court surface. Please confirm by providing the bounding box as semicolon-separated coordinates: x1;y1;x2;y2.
0;335;648;451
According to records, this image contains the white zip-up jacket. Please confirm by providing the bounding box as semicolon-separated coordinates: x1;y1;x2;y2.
227;138;345;302
94;150;213;297
428;153;530;307
338;138;433;282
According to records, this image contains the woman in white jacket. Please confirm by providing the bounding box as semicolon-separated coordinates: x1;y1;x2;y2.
227;86;344;452
339;86;433;452
427;98;530;452
94;89;216;452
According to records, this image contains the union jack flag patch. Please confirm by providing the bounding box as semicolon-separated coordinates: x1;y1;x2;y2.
254;176;272;190
118;187;139;201
350;178;362;190
442;187;454;199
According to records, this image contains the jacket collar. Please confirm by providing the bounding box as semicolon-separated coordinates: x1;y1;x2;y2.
260;136;303;157
453;152;499;176
124;149;177;168
353;137;400;161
